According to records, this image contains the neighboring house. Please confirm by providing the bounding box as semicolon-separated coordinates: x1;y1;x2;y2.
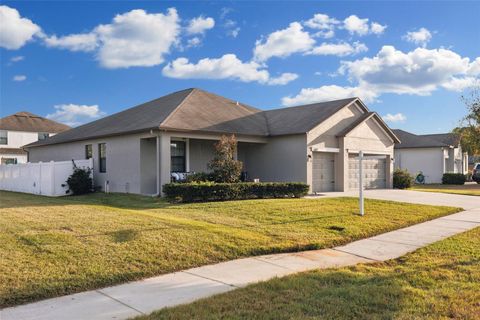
393;129;468;183
0;112;70;164
24;88;400;195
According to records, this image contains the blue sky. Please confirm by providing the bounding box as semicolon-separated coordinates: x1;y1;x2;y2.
1;1;479;133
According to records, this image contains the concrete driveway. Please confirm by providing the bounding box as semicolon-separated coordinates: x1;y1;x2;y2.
309;189;479;210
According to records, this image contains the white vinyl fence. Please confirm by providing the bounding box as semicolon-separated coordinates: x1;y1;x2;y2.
0;159;93;196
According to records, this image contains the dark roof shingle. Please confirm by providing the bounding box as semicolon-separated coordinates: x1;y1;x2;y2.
263;98;358;135
393;129;459;149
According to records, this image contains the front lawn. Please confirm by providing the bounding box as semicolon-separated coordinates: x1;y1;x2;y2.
0;191;461;307
410;183;480;196
135;227;480;320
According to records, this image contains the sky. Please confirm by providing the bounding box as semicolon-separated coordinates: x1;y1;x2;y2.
1;1;479;134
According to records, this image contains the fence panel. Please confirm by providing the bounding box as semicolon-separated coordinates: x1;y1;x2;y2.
0;159;93;196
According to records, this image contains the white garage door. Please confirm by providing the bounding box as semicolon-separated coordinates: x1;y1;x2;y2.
348;155;386;190
312;152;335;192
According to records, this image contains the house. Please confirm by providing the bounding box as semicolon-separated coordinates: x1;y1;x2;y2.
0;112;70;164
24;88;400;195
393;129;468;183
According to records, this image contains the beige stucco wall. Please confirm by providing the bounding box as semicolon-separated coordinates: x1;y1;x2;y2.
27;132;153;194
307;102;364;148
244;134;307;183
188;139;215;172
394;147;446;183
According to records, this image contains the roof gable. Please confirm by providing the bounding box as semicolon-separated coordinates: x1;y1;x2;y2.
0;112;70;133
337;112;400;143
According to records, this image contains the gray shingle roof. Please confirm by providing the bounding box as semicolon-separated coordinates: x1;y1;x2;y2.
0;112;70;133
24;88;397;148
393;129;458;149
263;98;358;135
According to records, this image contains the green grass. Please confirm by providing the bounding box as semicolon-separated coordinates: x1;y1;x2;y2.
410;183;480;196
135;227;480;320
0;191;461;307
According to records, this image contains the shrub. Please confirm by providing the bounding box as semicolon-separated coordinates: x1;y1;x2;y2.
208;135;243;183
163;182;310;203
442;173;466;185
64;160;93;195
185;172;215;183
393;169;413;189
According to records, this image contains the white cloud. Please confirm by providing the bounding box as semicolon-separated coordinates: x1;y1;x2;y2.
304;13;339;38
343;15;386;36
343;15;369;36
403;27;432;47
253;22;315;62
186;16;215;35
44;33;98;52
382;113;406;123
284;46;480;107
370;22;387;35
266;73;299;85
43;8;180;69
340;45;478;96
0;5;41;49
10;55;24;62
13;75;26;81
46;104;105;127
442;77;479;91
162;54;297;85
468;57;480;76
282;85;378;106
186;37;201;48
307;41;368;56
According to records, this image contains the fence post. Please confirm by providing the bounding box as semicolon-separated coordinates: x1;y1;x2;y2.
51;160;55;196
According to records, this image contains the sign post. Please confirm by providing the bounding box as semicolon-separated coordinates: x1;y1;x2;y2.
359;151;364;216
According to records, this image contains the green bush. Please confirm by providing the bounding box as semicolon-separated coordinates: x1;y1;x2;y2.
393;169;413;189
185;172;215;183
65;162;93;195
163;182;310;203
208;135;243;183
442;173;466;185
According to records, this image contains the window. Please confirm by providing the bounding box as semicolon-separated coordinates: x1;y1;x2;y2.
170;141;186;172
38;132;49;140
1;158;16;165
85;144;92;159
98;143;106;173
0;130;7;145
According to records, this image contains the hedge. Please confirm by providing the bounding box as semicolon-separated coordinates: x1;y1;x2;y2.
442;173;466;185
163;182;310;203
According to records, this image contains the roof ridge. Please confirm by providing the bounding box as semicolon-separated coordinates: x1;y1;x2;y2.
265;97;357;113
159;88;197;127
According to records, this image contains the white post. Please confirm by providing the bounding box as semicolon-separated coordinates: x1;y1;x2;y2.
359;151;364;216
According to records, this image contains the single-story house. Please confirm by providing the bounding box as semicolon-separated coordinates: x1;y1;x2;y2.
0;112;70;164
393;129;468;183
24;88;400;195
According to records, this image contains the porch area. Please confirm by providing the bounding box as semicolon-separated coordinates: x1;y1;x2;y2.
139;133;267;195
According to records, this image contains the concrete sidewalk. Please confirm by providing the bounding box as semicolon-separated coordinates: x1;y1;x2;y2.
2;191;479;320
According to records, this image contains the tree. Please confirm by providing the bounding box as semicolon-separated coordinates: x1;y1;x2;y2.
208;135;243;183
454;86;480;155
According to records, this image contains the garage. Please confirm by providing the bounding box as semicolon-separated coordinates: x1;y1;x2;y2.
348;154;386;190
312;152;335;192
